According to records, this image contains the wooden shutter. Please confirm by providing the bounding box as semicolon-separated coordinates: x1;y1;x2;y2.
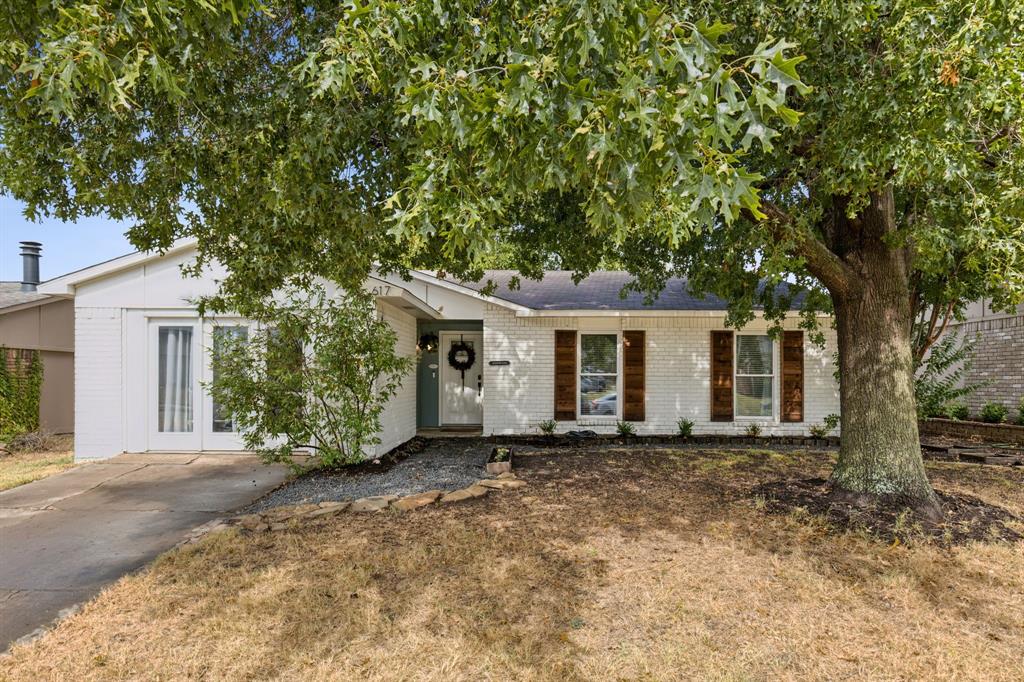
622;330;645;421
781;330;804;422
711;330;734;421
554;330;577;421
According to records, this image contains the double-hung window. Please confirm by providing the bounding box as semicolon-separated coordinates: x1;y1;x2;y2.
579;333;618;417
735;335;774;418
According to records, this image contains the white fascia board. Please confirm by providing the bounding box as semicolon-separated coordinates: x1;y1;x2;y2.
38;238;200;296
402;269;532;314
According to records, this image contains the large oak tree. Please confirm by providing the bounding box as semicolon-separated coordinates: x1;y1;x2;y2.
2;0;1022;513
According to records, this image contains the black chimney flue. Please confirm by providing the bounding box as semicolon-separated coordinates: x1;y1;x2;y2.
19;241;42;292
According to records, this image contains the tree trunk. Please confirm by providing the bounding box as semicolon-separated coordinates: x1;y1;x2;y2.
825;190;940;517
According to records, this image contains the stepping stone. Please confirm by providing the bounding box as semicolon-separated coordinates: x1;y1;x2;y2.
391;490;443;511
440;485;489;504
497;472;518;479
477;478;527;490
350;495;399;512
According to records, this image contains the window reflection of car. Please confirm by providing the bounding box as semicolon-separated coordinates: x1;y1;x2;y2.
580;375;608;393
589;393;617;415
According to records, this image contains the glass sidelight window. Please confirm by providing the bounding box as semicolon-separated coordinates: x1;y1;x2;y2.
735;334;774;417
580;333;618;417
211;326;248;432
158;326;194;432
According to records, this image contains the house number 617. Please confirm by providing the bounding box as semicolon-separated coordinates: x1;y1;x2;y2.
369;285;392;296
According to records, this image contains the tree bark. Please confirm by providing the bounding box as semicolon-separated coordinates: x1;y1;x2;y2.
821;189;940;516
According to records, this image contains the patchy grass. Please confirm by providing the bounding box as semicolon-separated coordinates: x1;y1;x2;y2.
3;447;1023;680
0;435;75;491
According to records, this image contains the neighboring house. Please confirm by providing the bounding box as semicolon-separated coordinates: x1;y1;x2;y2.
949;299;1024;414
39;242;840;461
0;242;74;434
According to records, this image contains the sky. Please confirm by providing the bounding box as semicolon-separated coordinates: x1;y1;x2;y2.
0;195;134;283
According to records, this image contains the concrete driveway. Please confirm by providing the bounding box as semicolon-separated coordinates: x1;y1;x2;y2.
0;453;293;651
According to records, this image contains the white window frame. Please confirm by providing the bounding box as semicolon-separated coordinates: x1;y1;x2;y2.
578;331;622;422
733;332;778;421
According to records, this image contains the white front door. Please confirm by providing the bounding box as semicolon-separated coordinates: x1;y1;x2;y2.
440;332;483;425
148;320;202;451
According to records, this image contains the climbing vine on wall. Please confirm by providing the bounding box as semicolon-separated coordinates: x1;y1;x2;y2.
0;348;43;436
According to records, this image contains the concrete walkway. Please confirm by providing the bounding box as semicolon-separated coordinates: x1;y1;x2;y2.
0;454;292;651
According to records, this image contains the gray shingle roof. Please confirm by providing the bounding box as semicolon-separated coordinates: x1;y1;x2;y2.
0;282;52;312
461;271;803;311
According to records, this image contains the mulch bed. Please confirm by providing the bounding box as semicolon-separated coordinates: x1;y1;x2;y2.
753;477;1022;545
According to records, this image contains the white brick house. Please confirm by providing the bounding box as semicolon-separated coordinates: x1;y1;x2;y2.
40;243;840;461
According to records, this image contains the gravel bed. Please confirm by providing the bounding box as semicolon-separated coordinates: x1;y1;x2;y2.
243;438;493;513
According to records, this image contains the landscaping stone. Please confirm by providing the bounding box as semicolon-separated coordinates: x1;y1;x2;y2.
497;472;518;480
477;478;527;490
235;514;265;530
263;507;300;522
306;502;349;518
350;495;398;512
440;485;489;504
391;490;443;511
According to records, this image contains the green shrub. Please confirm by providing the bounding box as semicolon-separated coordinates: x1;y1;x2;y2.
616;421;636;437
949;403;970;421
676;417;694;437
538;419;557;435
744;423;762;437
979;402;1008;424
207;286;413;468
1017;397;1024;426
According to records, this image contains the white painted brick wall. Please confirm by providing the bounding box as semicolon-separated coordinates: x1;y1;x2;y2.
74;307;124;459
483;305;840;436
372;302;418;456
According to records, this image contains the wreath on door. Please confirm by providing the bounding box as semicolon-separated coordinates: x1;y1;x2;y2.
447;337;476;388
447;340;476;372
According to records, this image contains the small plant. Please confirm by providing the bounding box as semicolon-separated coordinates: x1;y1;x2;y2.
616;421;636;437
1017;397;1024;426
949;403;970;421
979;402;1008;424
744;423;762;437
538;419;557;435
808;423;830;438
492;447;511;462
676;417;694;437
809;413;841;437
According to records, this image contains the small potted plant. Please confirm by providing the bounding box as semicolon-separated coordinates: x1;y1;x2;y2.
487;446;513;475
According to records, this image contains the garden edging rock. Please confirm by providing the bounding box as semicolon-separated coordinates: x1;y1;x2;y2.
188;474;528;540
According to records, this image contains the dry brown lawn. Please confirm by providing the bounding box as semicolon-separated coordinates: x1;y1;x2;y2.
0;435;75;491
2;447;1023;681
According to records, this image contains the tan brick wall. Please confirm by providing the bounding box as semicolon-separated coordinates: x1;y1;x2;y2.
952;314;1024;415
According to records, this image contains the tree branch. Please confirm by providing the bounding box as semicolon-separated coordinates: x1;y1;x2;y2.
760;200;857;297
